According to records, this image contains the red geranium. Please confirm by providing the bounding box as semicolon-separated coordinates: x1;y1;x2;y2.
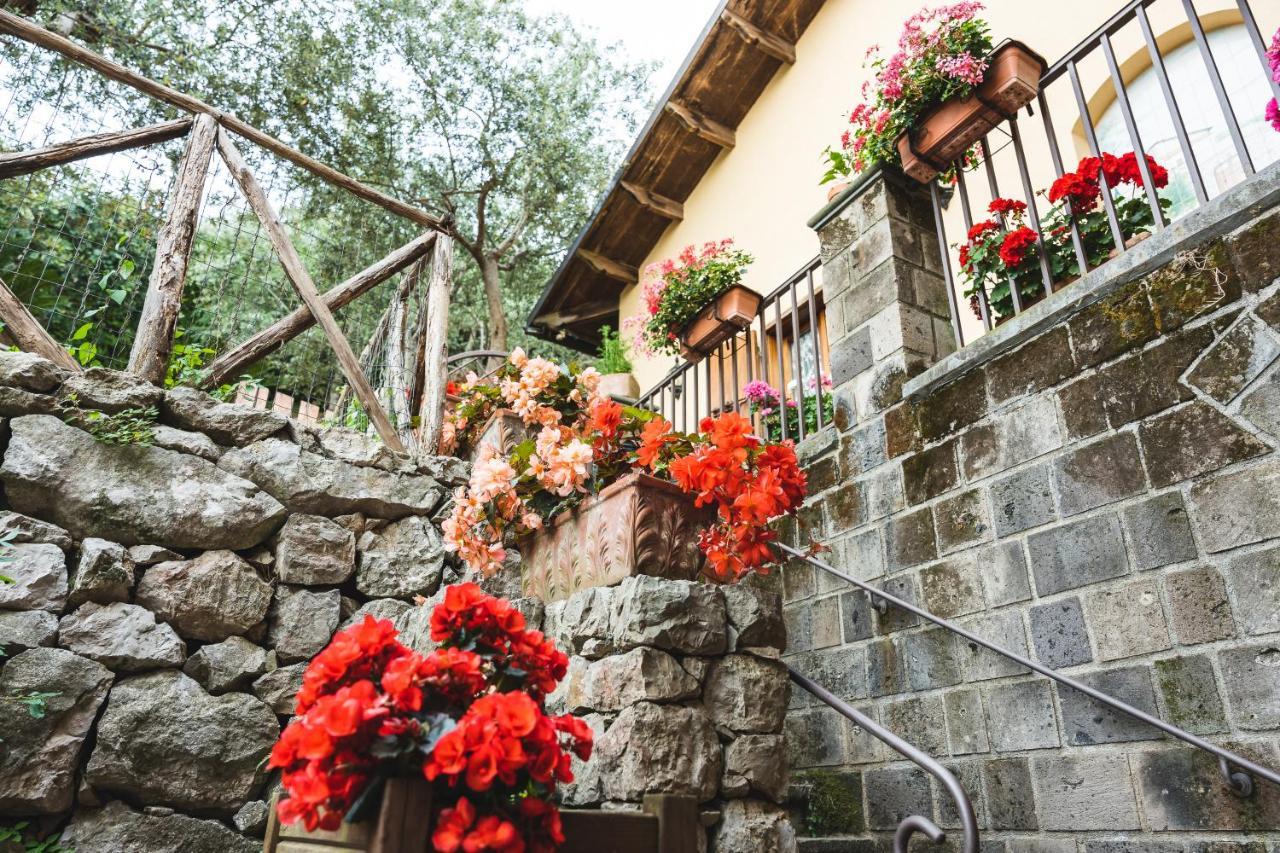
270;586;591;852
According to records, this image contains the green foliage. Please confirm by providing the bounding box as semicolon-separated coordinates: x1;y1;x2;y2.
58;392;157;446
163;328;215;389
0;823;73;853
594;326;632;374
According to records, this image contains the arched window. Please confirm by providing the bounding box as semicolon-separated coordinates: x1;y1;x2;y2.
1094;23;1280;220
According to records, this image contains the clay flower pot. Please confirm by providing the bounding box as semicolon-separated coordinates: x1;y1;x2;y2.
265;778;434;853
897;41;1048;184
519;472;714;602
597;372;640;400
826;181;851;202
678;285;763;362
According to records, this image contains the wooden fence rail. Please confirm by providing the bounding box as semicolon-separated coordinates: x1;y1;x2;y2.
0;10;457;453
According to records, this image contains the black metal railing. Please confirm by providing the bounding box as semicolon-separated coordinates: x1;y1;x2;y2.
635;255;827;440
930;0;1280;348
776;541;1280;799
789;665;980;853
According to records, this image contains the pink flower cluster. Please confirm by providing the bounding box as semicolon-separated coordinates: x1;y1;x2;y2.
1267;27;1279;133
529;426;594;498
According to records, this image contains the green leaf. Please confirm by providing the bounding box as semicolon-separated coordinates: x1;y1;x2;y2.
118;258;135;280
70;322;92;342
107;289;127;305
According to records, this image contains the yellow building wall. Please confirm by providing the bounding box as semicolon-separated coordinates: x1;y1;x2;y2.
620;0;1271;394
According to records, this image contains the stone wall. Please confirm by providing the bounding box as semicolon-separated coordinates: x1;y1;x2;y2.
0;362;469;851
542;574;793;852
781;166;1280;850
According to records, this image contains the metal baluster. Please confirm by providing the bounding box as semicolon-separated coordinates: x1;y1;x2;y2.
689;364;698;432
954;166;992;331
979;137;1023;314
789;275;805;441
1235;0;1280;102
1100;34;1166;229
1038;91;1091;274
774;299;788;441
704;350;713;423
1067;59;1127;249
930;181;965;350
1135;5;1207;205
1009;115;1057;295
730;335;741;415
1182;0;1253;176
717;341;727;415
805;264;825;430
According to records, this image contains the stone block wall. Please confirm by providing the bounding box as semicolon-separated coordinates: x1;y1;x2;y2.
781;167;1280;850
0;361;469;851
543;575;795;852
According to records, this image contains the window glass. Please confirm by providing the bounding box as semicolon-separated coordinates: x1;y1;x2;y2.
1095;24;1280;220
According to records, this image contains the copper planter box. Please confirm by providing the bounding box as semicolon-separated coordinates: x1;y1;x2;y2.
678;285;763;362
520;472;713;602
897;41;1048;183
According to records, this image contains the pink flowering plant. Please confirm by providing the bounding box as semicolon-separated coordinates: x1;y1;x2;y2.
1266;27;1279;133
743;378;834;442
633;240;754;357
821;1;992;183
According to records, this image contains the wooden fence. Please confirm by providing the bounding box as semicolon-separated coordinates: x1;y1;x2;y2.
0;10;454;453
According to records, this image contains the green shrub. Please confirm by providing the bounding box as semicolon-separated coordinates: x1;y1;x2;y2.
595;325;632;374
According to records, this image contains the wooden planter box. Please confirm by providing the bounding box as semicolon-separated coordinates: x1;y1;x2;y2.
265;787;699;853
678;285;762;362
520;472;714;602
897;41;1048;183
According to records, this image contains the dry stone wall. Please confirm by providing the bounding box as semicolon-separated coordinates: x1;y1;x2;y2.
543;575;795;852
0;362;469;851
781;167;1280;850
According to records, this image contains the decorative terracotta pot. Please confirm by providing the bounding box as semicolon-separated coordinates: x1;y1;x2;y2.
466;408;532;463
897;41;1048;184
265;778;434;853
519;472;714;602
678;285;763;362
597;372;640;400
826;181;851;202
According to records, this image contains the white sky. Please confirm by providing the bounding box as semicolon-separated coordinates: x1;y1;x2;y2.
523;0;722;101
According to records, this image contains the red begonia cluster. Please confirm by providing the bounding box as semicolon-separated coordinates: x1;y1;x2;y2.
639;411;807;580
270;584;590;853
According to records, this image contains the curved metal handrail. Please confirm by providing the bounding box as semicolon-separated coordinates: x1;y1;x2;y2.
788;666;979;853
776;542;1280;796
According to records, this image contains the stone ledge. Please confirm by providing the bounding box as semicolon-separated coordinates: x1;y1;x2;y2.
902;159;1280;401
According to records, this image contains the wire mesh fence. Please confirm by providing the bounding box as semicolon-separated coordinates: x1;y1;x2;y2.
0;30;431;429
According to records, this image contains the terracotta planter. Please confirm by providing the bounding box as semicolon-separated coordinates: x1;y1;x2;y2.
265;778;434;853
597;372;640;400
520;472;714;602
678;285;763;362
897;41;1048;183
826;181;851;202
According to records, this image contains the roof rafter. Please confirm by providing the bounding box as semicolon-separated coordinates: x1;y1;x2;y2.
619;181;685;222
576;248;638;284
720;9;796;65
663;99;736;149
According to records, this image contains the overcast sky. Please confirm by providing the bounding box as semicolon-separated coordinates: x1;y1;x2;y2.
525;0;722;100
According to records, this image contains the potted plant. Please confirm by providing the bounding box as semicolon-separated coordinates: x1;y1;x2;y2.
743;378;835;442
265;585;593;853
442;353;808;594
820;2;1047;186
956;150;1172;324
634;240;759;363
593;325;638;400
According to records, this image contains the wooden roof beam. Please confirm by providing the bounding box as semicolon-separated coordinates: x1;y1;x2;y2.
536;299;617;328
577;248;638;284
619;181;684;222
664;100;736;149
721;9;796;65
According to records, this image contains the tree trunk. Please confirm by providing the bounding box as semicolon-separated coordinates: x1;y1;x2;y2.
481;254;508;352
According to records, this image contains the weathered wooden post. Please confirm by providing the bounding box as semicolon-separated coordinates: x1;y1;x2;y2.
417;235;453;454
127;112;217;383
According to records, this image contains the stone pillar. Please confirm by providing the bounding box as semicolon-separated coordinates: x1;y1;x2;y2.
814;166;956;431
541;575;794;853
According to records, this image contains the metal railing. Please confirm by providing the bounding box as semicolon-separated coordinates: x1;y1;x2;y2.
776;541;1280;801
788;665;980;853
635;255;828;440
930;0;1280;348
